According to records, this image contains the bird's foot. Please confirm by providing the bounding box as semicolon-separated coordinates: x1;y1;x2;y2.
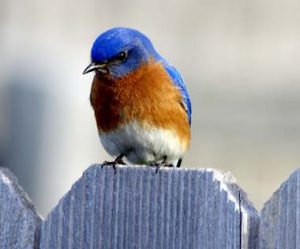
176;158;182;168
149;156;174;174
101;154;126;173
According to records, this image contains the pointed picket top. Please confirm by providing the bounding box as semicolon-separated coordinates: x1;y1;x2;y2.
40;165;259;249
0;167;42;249
259;168;300;249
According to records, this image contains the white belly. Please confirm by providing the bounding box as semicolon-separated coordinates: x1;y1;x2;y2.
99;120;187;164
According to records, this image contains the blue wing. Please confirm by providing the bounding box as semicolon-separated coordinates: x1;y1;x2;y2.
163;62;192;125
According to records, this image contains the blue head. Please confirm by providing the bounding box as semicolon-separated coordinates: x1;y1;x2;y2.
83;27;160;78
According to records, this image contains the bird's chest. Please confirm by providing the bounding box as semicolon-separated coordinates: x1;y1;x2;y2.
89;63;189;141
91;83;124;132
90;75;147;132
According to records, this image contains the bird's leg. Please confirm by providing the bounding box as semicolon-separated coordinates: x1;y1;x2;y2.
176;158;182;168
155;161;162;174
155;156;175;173
148;160;163;173
148;162;160;172
149;156;176;173
102;153;126;172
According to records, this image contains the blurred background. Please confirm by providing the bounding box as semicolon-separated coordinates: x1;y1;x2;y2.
1;0;300;216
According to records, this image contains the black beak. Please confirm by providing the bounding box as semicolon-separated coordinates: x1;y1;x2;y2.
83;62;108;75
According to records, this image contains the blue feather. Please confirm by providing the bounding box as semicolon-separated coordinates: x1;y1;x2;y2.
162;62;192;125
90;27;161;78
91;28;158;63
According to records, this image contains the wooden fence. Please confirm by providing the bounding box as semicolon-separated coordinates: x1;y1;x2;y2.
0;165;299;248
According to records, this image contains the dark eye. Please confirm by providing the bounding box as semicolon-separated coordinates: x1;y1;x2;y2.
116;51;127;62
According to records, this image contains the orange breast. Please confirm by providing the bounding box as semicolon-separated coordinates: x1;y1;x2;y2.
90;60;191;148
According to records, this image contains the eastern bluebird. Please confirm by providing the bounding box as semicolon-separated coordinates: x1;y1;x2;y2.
83;27;191;170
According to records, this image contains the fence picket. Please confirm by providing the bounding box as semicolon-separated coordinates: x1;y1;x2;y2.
259;169;300;249
0;168;41;249
39;165;258;249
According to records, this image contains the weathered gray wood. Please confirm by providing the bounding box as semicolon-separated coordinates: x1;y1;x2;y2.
40;165;258;249
259;169;300;249
0;167;42;249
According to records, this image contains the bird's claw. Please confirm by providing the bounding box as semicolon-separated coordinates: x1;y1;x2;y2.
101;154;126;173
149;157;174;174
